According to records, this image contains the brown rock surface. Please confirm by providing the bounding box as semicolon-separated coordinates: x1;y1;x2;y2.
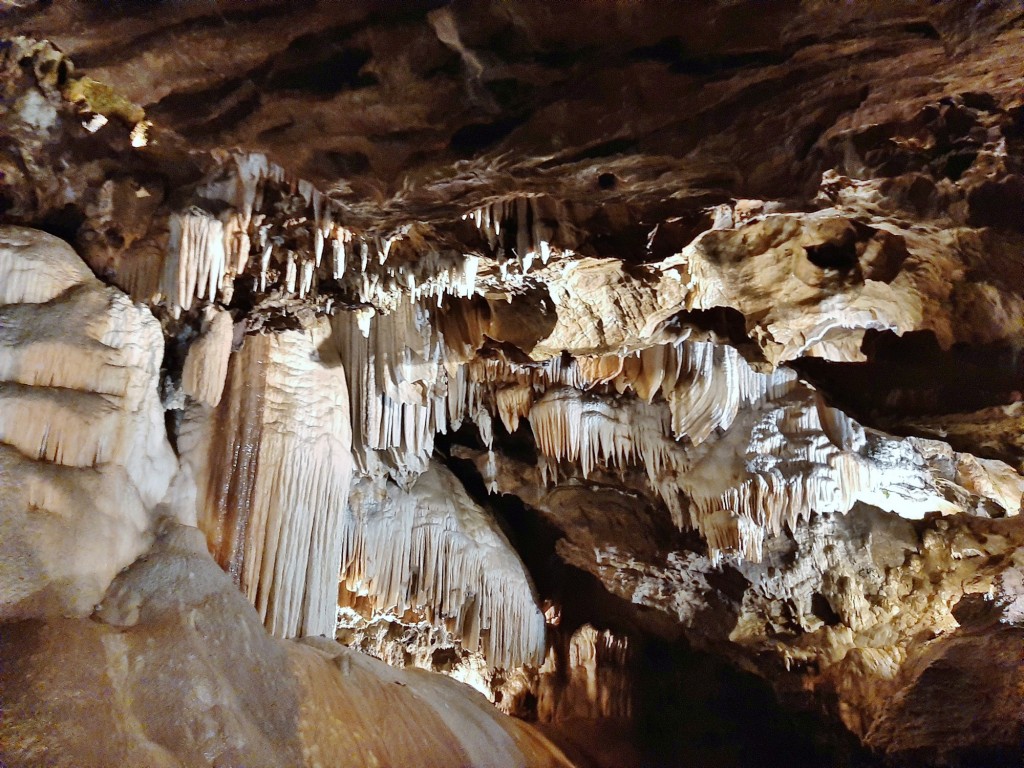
2;2;1024;765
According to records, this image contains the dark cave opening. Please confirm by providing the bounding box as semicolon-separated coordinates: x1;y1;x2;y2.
436;425;880;768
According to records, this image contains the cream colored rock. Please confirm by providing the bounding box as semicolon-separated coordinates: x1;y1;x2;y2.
331;298;448;474
178;318;352;638
181;306;233;407
669;203;1024;366
0;226;98;304
466;340;998;560
341;461;546;671
0;226;177;620
0;522;574;768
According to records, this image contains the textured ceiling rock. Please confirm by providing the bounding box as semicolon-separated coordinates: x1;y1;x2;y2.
2;2;1024;765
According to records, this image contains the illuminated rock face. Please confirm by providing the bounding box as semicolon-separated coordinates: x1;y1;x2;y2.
0;523;573;768
1;3;1024;765
178;318;354;639
0;226;177;621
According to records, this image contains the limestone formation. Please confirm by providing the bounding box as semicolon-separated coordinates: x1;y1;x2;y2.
2;3;1024;765
0;226;177;621
0;522;572;768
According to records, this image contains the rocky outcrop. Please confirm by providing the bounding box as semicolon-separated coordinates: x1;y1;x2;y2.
0;226;177;621
0;522;572;768
0;224;568;768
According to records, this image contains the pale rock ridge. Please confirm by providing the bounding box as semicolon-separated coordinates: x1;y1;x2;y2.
0;522;574;768
0;226;177;619
455;337;1018;560
0;229;174;505
341;462;546;671
456;340;798;443
181;306;234;408
0;225;98;304
525;384;991;560
178;319;353;638
672;204;1024;365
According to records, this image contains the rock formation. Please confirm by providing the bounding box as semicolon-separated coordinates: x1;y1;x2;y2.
1;3;1023;766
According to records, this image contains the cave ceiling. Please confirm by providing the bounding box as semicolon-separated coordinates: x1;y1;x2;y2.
2;1;1024;766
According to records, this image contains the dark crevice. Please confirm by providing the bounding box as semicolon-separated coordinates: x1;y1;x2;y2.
34;204;86;246
532;45;598;69
900;20;942;40
664;306;755;350
550;137;637;167
265;46;376;94
810;594;842;627
311;149;371;178
627;34;797;77
180;88;262;138
148;67;270;127
437;432;879;768
449;115;529;155
794;330;1024;420
804;236;858;271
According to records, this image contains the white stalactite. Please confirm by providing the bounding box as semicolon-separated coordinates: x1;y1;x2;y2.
178;319;353;638
182;307;234;408
332;299;453;473
341;463;546;670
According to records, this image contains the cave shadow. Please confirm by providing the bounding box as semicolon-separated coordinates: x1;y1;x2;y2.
438;426;881;768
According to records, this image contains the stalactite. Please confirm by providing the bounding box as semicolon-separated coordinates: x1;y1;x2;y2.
178;319;353;638
162;208;227;317
331;299;454;474
340;463;546;670
522;385;968;561
181;306;234;407
464;194;572;269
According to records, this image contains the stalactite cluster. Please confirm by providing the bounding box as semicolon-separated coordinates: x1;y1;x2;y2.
2;3;1024;765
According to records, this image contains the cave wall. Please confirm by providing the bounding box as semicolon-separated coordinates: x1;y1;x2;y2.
1;2;1024;766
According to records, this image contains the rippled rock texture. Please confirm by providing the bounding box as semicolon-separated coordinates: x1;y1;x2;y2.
2;2;1024;766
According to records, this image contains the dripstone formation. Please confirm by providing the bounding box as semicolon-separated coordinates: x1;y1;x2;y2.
1;3;1023;766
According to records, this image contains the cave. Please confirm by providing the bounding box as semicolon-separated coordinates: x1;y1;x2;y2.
1;2;1023;767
